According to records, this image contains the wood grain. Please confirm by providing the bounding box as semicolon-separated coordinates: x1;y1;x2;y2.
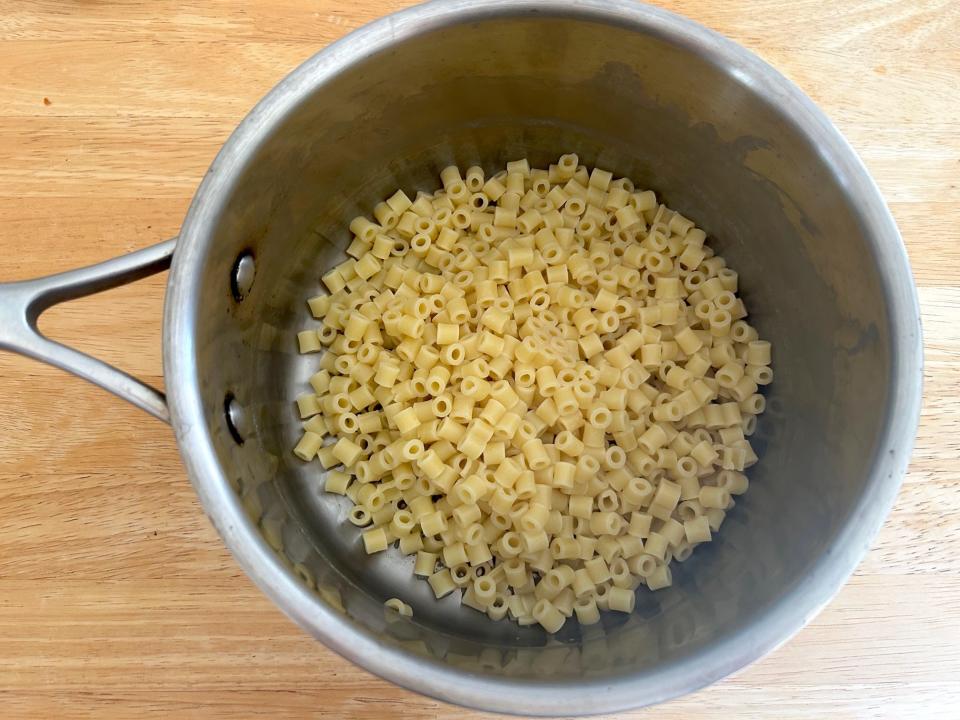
0;1;957;718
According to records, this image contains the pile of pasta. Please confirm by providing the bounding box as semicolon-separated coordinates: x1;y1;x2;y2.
293;155;772;634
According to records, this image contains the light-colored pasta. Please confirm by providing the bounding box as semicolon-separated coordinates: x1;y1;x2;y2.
363;527;388;554
428;568;457;598
532;598;566;633
699;486;731;509
607;586;636;613
384;597;414;617
293;431;324;461
292;156;772;634
414;550;438;577
684;515;712;544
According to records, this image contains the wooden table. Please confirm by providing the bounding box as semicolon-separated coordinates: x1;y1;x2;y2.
0;1;956;717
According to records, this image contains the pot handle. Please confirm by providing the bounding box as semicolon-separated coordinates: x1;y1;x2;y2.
0;239;177;423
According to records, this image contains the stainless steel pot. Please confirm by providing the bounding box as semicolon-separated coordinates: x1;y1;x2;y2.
0;0;922;714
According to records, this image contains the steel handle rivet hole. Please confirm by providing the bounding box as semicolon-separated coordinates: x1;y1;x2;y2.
224;393;249;445
231;251;256;302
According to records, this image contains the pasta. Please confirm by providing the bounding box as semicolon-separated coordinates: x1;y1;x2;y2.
384;597;414;617
292;155;772;634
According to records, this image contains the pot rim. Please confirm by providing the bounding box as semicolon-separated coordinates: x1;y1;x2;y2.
163;0;923;714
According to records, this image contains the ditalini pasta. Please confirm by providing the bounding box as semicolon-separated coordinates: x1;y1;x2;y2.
293;155;772;634
384;597;414;617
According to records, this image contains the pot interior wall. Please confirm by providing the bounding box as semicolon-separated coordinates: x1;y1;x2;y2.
184;11;891;680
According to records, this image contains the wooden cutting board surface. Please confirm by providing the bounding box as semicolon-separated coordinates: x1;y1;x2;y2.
0;1;957;717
